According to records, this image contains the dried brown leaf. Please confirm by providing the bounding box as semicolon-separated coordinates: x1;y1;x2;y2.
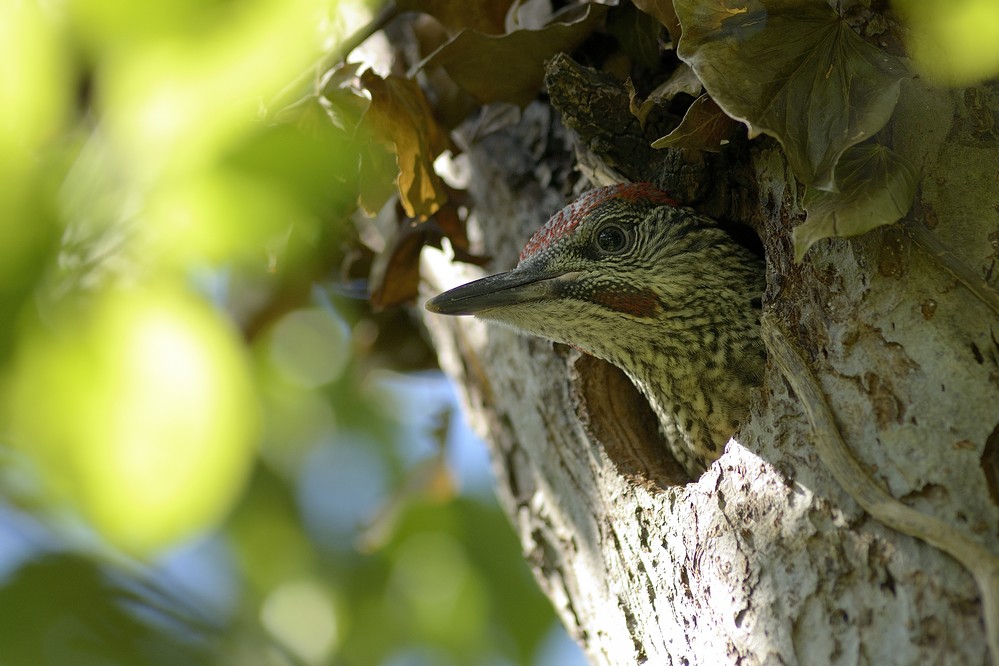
370;200;488;309
505;0;556;31
429;201;491;266
369;220;425;310
396;0;514;34
357;140;399;216
625;78;648;126
626;64;703;128
419;3;609;107
360;70;451;219
651;93;738;152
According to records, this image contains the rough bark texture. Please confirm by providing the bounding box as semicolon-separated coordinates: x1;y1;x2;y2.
421;74;999;663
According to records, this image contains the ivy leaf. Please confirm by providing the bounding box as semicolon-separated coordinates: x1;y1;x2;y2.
674;0;909;189
793;144;919;262
651;93;739;151
359;70;451;219
419;2;609;107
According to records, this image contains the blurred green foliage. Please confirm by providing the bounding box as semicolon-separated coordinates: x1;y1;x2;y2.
892;0;999;86
0;0;567;664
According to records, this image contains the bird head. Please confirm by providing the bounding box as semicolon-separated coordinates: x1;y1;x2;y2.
426;182;767;474
426;183;760;371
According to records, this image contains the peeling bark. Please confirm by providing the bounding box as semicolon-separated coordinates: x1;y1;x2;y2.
421;75;999;664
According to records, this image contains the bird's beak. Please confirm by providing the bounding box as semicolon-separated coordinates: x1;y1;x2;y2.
426;268;565;316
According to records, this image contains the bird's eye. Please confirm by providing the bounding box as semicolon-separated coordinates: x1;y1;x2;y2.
595;224;630;254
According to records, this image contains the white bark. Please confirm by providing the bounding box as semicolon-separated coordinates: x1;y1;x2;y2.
421;80;999;664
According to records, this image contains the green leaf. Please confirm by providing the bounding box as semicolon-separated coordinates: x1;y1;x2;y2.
793;144;919;262
419;3;609;107
674;0;909;189
651;93;739;151
0;555;215;666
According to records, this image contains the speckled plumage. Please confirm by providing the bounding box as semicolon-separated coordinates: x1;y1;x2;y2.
427;183;766;477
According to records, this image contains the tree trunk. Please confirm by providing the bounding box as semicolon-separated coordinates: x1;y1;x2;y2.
421;75;999;663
